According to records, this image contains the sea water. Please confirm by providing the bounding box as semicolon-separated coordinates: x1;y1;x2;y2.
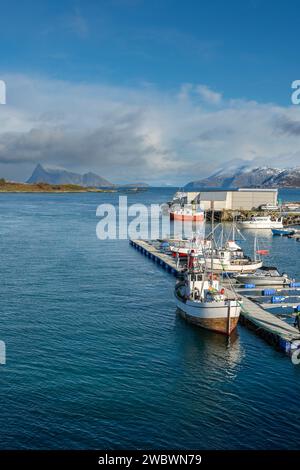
0;188;299;449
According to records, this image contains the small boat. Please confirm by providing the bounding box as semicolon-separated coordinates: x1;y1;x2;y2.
235;266;291;286
238;216;283;230
259;203;279;211
175;252;241;335
272;228;295;236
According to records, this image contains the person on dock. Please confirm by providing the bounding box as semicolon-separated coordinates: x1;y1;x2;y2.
294;311;300;331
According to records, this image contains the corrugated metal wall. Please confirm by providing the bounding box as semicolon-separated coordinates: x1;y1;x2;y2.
189;190;277;210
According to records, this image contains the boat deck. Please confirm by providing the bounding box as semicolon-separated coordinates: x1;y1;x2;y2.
130;238;300;355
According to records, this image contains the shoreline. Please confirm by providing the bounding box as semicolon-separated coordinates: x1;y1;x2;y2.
0;189;117;193
0;182;147;193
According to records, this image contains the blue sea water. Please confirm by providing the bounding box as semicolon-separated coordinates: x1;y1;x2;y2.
0;188;299;450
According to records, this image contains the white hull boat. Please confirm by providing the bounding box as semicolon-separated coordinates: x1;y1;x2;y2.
202;246;263;273
235;267;291;286
175;296;241;335
204;257;263;273
238;216;283;230
174;253;242;335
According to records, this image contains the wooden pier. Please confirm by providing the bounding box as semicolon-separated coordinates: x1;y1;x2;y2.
130;239;300;356
130;239;182;276
238;295;300;353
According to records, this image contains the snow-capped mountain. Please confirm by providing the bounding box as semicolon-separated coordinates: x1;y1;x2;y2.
184;164;300;189
27;164;113;187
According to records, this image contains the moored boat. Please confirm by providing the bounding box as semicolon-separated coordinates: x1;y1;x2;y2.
175;252;241;335
203;250;263;273
238;216;283;230
170;204;204;222
169;238;211;258
272;228;295;236
235;266;291;286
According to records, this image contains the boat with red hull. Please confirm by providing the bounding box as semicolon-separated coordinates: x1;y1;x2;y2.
170;206;204;222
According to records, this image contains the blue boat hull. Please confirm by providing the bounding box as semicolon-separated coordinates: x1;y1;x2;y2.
272;228;294;236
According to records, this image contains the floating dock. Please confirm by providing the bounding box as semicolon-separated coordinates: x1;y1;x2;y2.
129;239;182;276
130;239;300;356
237;295;300;354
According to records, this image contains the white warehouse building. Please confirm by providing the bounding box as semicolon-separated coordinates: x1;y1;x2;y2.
183;188;278;211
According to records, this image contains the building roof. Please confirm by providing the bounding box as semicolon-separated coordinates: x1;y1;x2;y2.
187;187;278;193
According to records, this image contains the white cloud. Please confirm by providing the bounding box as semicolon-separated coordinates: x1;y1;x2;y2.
196;84;222;104
0;73;300;184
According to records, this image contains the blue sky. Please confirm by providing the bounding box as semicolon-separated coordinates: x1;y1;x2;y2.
0;0;300;184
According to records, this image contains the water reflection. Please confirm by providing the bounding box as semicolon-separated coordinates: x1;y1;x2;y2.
174;310;244;380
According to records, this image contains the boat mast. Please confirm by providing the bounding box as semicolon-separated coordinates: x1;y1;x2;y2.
232;212;235;241
210;201;214;284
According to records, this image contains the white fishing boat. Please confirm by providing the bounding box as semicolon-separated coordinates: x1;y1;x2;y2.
175;252;241;335
203;249;263;273
235;266;291;286
171;229;262;272
203;228;264;273
238;216;283;229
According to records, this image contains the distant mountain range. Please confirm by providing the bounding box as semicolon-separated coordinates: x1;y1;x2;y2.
184;164;300;190
27;164;113;187
27;164;150;188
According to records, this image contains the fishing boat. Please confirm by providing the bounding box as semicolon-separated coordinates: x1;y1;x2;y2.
203;231;266;273
271;228;295;236
235;266;291;286
171;229;262;272
169;239;211;258
175;251;241;335
170;204;204;222
203;249;263;273
238;216;283;230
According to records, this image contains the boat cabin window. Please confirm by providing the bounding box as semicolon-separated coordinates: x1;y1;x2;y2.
190;274;203;281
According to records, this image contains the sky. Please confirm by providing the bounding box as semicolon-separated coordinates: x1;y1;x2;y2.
0;0;300;184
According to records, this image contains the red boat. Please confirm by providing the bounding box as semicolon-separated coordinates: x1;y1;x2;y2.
170;207;204;222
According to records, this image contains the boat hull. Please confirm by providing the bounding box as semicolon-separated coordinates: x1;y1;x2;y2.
204;259;263;273
238;221;283;229
235;275;290;286
272;228;294;236
175;294;241;335
170;248;203;258
170;212;204;222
